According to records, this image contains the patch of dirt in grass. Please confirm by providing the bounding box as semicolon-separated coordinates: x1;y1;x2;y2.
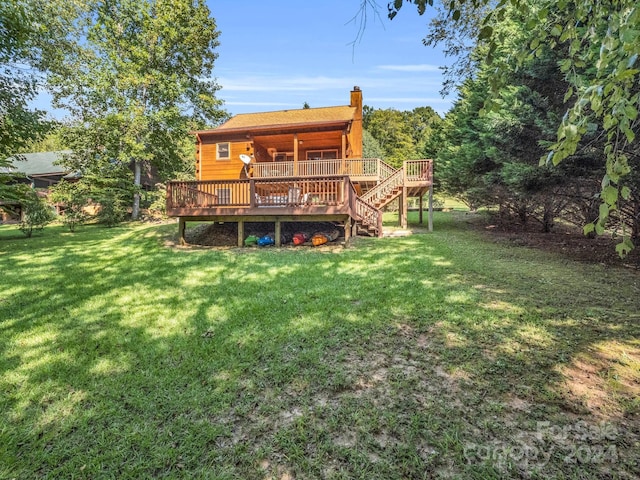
557;342;640;419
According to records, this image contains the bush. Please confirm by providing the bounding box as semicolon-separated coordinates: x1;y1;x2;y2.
96;193;129;227
49;180;89;232
19;191;55;237
143;184;167;218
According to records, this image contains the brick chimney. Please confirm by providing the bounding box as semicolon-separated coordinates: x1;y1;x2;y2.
349;86;363;158
350;86;362;120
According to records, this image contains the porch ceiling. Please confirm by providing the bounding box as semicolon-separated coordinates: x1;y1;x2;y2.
253;131;344;153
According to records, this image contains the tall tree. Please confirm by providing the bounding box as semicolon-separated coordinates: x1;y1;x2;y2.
436;5;607;232
383;0;640;253
362;129;384;159
363;106;441;166
0;0;52;205
47;0;226;219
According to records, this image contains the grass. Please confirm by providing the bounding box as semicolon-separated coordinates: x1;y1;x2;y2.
1;213;639;479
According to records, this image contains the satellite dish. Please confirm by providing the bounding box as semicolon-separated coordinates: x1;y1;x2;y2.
239;154;252;165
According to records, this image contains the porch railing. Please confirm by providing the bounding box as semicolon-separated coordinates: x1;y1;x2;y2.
404;159;433;183
253;158;382;179
167;175;352;211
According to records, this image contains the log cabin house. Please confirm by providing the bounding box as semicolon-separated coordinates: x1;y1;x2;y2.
166;87;434;245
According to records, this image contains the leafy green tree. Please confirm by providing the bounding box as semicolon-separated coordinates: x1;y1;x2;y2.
363;106;440;166
47;0;226;220
435;6;608;233
405;106;441;158
362;129;384;159
15;128;67;154
0;1;49;159
384;0;640;252
0;0;53;209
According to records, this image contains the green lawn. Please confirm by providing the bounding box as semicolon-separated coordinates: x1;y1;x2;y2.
1;213;638;479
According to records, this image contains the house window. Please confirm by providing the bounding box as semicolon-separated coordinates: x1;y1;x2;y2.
273;152;294;162
216;142;230;160
306;149;339;160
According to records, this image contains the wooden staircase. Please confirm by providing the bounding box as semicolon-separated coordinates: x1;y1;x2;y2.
352;167;403;236
361;168;404;209
352;160;433;236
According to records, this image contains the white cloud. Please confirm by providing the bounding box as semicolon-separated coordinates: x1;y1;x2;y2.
376;64;442;72
225;101;299;107
368;96;449;104
218;75;360;93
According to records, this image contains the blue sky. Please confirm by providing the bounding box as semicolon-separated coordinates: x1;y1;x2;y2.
211;1;453;117
36;1;453;120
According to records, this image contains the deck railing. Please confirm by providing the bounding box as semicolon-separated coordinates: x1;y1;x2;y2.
253;158;382;179
252;162;294;178
404;159;433;183
167;179;251;208
167;175;352;211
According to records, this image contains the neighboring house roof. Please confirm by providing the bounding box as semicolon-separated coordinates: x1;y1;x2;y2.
4;151;79;179
194;105;357;137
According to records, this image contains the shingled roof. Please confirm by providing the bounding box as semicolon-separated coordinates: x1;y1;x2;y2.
218;105;356;130
4;151;76;177
192;106;358;137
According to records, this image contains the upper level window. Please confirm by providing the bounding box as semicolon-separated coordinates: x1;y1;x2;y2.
273;152;294;162
306;149;338;160
217;142;230;160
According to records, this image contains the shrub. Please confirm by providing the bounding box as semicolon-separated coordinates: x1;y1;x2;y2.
96;193;129;227
19;191;55;237
49;180;89;232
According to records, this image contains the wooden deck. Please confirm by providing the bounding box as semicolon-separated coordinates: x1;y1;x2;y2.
166;159;433;245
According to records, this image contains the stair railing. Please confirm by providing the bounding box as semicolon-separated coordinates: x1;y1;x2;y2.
360;168;404;206
355;196;383;237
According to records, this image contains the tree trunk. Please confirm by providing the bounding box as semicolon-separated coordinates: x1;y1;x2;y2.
542;201;554;233
132;159;141;220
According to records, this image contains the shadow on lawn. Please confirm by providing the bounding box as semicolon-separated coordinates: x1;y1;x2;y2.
0;218;638;478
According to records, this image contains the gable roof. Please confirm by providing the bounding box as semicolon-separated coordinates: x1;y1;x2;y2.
218;106;356;130
194;105;357;137
5;151;74;176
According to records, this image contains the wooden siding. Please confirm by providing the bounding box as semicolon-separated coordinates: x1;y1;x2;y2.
199;140;254;180
195;89;364;180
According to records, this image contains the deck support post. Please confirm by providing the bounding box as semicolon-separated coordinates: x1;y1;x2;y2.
419;194;424;224
275;220;281;247
344;217;351;245
428;183;434;232
400;187;408;229
238;220;244;247
178;217;186;245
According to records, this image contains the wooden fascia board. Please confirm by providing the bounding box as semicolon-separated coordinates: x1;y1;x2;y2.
192;120;352;139
28;172;68;178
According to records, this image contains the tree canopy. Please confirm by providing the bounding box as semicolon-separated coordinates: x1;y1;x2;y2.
45;0;226;219
0;0;55;207
381;0;639;253
363;105;441;166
